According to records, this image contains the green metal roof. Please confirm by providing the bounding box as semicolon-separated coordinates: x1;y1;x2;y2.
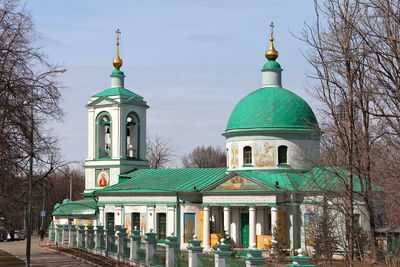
93;87;143;98
262;60;281;70
94;166;381;195
96;167;228;194
234;167;382;192
226;87;319;132
52;198;98;217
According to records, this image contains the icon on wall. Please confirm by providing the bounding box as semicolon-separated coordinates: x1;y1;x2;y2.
96;170;110;187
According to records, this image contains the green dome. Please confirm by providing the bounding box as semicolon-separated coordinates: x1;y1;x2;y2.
62;198;71;204
262;60;281;70
111;69;125;76
226;87;319;132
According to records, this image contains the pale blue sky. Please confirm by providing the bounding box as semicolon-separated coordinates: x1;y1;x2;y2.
26;0;319;166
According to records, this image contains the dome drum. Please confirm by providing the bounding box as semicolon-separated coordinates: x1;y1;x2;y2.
226;136;320;171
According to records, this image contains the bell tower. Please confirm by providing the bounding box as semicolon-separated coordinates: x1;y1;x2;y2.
83;29;149;195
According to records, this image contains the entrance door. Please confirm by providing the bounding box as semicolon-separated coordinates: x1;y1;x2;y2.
241;213;249;248
157;213;167;240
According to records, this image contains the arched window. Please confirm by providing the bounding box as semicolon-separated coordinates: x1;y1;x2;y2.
243;146;252;165
278;145;288;165
126;113;139;159
97;113;111;158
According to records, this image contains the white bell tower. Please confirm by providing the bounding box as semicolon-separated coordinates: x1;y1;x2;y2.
83;29;149;195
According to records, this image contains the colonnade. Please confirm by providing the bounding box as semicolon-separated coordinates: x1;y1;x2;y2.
202;205;280;249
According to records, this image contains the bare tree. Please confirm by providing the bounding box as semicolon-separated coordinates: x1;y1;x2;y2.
146;135;175;169
182;145;226;168
303;1;400;262
301;0;383;261
0;0;64;230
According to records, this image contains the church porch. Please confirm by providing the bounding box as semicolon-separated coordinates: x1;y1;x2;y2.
201;204;299;250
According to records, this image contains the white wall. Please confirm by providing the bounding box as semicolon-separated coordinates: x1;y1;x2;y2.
226;133;320;171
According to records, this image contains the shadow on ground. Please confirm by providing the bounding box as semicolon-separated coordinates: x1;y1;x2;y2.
0;248;24;267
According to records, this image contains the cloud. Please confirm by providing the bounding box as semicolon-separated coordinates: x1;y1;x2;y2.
186;34;230;43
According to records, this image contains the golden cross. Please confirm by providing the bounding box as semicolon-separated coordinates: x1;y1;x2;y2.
116;29;121;45
270;22;275;40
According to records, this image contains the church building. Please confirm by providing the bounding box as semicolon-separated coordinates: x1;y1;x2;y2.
51;28;371;251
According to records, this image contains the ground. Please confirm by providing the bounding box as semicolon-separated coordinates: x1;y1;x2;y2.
0;235;90;267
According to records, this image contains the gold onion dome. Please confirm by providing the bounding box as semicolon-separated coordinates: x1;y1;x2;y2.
113;55;123;70
265;22;279;61
265;37;279;61
113;29;123;70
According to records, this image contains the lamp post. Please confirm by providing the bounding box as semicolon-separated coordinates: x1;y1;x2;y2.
26;68;66;267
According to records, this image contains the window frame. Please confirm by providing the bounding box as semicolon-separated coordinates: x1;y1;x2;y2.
126;112;140;159
95;111;112;159
243;146;253;166
277;145;288;166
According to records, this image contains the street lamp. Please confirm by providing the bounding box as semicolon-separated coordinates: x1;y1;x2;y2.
26;67;67;267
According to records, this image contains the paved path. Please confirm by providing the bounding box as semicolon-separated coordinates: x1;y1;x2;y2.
0;236;91;267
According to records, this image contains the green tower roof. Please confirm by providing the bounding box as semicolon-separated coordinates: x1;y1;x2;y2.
262;60;281;70
93;87;142;98
226;87;319;132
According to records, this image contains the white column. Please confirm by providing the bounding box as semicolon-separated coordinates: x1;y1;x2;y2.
223;206;230;236
87;109;95;159
289;205;299;249
256;207;265;235
249;206;256;248
98;206;105;226
167;205;176;236
147;206;155;232
230;207;239;245
111;107;120;159
203;206;210;250
271;207;279;238
115;205;123;226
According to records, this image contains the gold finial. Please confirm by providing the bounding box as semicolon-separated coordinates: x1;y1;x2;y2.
113;29;123;69
265;22;279;61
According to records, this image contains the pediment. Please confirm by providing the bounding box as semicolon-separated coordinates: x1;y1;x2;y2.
121;96;148;107
204;173;271;191
87;96;118;107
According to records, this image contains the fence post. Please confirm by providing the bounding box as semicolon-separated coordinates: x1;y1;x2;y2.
86;225;94;249
62;224;69;245
117;227;128;257
77;225;85;248
55;224;62;245
245;244;265;267
95;225;105;250
165;234;179;267
129;226;142;260
214;238;232;267
48;222;55;241
106;225;116;253
145;229;158;265
288;249;315;266
188;236;203;267
68;224;75;247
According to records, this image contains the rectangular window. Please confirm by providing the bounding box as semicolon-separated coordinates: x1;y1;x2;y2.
131;213;140;231
243;146;252;165
278;146;288;165
106;213;115;228
353;214;360;226
157;213;167;240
